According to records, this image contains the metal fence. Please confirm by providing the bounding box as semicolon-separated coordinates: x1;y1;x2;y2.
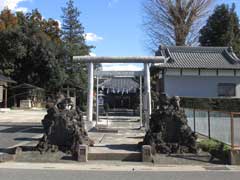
185;108;240;149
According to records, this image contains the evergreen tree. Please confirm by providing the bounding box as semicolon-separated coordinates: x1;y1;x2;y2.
0;9;67;91
199;3;240;56
61;0;91;89
14;10;67;90
0;8;18;30
61;0;89;55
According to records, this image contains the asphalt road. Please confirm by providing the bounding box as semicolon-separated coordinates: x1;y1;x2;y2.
0;123;43;149
0;169;240;180
0;110;45;149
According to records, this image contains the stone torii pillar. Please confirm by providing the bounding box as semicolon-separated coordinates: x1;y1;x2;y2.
87;62;94;122
144;63;152;131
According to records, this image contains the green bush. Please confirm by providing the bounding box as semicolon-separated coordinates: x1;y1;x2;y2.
180;97;240;112
198;139;231;163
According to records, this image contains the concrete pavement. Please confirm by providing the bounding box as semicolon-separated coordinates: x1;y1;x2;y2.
89;116;144;151
0;110;240;180
0;110;46;124
0;162;240;172
0;110;45;151
0;110;238;166
0;123;43;149
0;162;240;180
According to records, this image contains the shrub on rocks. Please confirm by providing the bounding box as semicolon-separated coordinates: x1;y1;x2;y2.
143;93;198;154
36;96;94;157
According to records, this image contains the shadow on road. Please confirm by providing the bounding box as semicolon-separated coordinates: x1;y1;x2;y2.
0;126;43;134
105;144;141;152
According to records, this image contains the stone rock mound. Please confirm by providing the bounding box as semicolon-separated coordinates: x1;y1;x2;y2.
37;97;93;155
143;93;197;154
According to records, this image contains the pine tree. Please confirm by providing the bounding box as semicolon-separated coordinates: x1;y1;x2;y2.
61;0;91;89
199;3;240;56
61;0;90;57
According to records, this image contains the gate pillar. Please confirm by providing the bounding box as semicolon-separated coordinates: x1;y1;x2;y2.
144;63;152;130
87;62;94;122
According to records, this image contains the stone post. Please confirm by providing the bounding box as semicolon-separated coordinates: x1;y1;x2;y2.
96;76;99;124
76;144;88;162
4;87;7;108
139;75;143;127
230;149;240;165
142;145;152;162
144;63;151;131
87;63;94;122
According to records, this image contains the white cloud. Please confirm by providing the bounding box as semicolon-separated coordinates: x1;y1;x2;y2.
102;63;143;71
108;0;119;7
0;0;29;12
89;52;96;57
56;19;62;29
85;33;103;42
15;6;27;13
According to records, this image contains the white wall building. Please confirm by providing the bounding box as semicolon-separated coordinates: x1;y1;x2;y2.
155;46;240;98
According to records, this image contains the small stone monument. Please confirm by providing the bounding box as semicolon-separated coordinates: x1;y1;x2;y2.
142;145;153;162
75;144;88;162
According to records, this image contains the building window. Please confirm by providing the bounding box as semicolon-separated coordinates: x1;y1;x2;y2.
218;83;236;97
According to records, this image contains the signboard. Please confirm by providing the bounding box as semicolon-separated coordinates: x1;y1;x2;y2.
0;86;3;103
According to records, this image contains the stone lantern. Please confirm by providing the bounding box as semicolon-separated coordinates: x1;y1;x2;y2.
98;90;105;115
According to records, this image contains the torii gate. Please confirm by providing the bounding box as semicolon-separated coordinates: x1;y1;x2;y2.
73;56;165;130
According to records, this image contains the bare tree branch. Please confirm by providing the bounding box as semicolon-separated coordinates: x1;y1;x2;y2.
142;0;212;51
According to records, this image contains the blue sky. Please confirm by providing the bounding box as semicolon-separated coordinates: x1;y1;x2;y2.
0;0;240;71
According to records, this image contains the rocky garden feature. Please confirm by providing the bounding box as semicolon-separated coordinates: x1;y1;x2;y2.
143;93;198;154
36;95;94;159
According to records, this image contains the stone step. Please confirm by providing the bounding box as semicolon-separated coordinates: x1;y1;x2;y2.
88;152;142;161
91;126;119;133
88;144;142;161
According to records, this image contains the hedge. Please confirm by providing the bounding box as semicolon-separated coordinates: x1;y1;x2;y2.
180;97;240;112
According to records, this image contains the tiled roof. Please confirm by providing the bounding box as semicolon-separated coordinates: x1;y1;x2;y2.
155;46;240;69
99;78;139;93
11;83;44;90
0;74;16;83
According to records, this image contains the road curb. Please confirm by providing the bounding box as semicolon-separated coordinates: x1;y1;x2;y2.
0;162;239;172
0;153;15;163
0;145;28;163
